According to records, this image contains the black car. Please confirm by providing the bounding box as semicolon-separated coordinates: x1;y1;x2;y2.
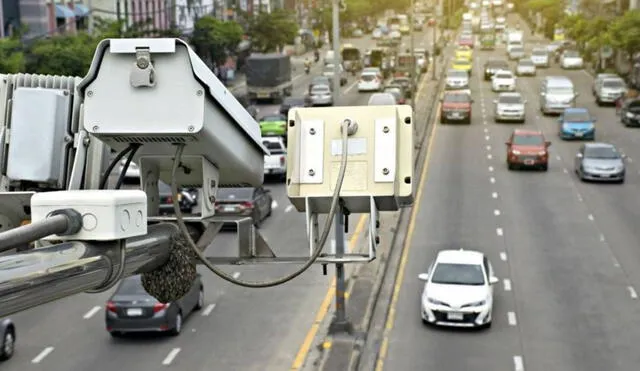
214;186;273;227
280;97;307;116
620;97;640;127
158;181;197;215
484;59;510;81
105;274;204;337
0;318;15;361
385;84;408;103
390;77;413;98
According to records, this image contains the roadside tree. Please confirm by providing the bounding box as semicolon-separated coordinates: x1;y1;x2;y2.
524;0;564;39
0;38;25;73
192;16;244;67
248;9;298;53
25;33;96;76
609;9;640;66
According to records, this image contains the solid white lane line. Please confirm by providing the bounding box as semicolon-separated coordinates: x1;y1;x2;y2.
588;214;594;221
563;168;568;173
628;286;638;299
32;347;54;363
500;252;508;261
494;209;501;216
513;355;525;371
577;194;583;202
488;166;494;172
343;81;358;94
271;200;279;209
492;192;498;198
83;306;101;319
162;348;181;365
285;205;294;213
485;135;490;141
508;311;517;326
487;154;493;160
490;177;496;183
628;157;633;163
612;257;620;268
496;228;504;236
503;279;512;291
556;155;561;160
599;233;605;242
232;272;241;279
484;128;489;133
202;303;216;316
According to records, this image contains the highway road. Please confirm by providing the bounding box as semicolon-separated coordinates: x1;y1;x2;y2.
376;17;640;371
2;31;434;371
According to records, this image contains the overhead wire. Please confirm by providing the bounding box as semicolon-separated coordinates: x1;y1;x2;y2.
170;120;351;287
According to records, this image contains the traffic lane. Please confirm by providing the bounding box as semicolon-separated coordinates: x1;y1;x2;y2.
521;65;640;303
486;64;640;371
176;86;380;371
383;80;520;371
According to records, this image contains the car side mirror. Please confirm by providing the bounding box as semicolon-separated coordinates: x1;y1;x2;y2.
545;141;552;148
489;276;499;285
576;153;583;158
418;273;429;281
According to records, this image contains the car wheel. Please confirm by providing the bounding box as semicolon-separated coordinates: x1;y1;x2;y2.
195;286;204;310
170;312;182;336
541;164;548;171
252;210;261;228
0;327;15;361
619;177;625;184
109;331;124;338
507;162;515;170
482;321;492;329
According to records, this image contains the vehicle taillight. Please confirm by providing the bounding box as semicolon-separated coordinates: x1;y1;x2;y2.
241;201;254;209
106;301;117;313
166;196;173;204
280;156;285;166
153;303;169;313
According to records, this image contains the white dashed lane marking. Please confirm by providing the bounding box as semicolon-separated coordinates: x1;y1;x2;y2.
503;279;512;291
202;303;216;316
555;155;561;160
588;214;594;221
485;135;490;141
285;205;294;213
508;311;517;326
496;228;503;236
513;355;525;371
500;252;508;261
487;154;493;160
232;272;241;279
563;168;568;173
83;306;101;319
577;194;583;202
488;166;494;172
162;348;181;365
271;200;278;209
628;286;638;299
490;177;496;183
32;347;54;364
486;145;492;151
484;128;489;133
494;209;501;216
492;192;498;199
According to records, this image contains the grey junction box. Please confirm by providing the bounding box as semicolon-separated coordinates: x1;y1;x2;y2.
6;87;71;186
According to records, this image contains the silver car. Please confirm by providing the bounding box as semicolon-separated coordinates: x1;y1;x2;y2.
445;69;470;90
575;143;626;183
368;93;397;105
494;92;526;123
595;78;627;105
508;46;525;60
310;85;333;106
516;59;536;76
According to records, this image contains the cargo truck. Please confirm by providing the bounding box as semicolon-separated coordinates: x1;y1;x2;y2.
246;53;293;103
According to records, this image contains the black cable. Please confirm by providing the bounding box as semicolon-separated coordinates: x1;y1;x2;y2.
99;146;133;190
115;144;141;190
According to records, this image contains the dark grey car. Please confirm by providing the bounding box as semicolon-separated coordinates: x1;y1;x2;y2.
0;318;15;361
575;143;626;183
105;274;204;337
214;187;273;227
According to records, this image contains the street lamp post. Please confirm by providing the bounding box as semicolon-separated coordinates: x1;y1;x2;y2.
332;0;340;105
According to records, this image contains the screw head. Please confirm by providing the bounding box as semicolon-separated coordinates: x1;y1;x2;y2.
87;91;93;97
188;125;195;132
308;169;315;176
382;168;389;175
92;125;99;132
309;128;316;135
196;90;203;96
383;126;389;133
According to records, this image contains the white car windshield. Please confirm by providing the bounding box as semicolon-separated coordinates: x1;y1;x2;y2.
448;70;467;78
430;263;485;285
549;87;574;94
532;49;547;56
565;50;580;58
603;80;625;88
511;47;524;53
311;86;330;94
585;147;621;159
361;74;377;81
519;59;534;66
499;95;523;104
495;73;513;79
564;111;591;122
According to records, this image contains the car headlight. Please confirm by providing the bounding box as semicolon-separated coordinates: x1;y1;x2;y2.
467;299;486;307
512;150;521;155
626;112;635;118
538;151;546;155
616;165;625;172
427;297;448;306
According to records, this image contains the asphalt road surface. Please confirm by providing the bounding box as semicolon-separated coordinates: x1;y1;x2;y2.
377;19;640;371
3;31;434;371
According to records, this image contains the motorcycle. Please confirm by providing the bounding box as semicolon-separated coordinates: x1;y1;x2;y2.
305;65;311;74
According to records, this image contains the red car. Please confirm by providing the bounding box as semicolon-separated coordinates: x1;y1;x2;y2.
458;35;474;48
505;129;551;171
440;90;473;124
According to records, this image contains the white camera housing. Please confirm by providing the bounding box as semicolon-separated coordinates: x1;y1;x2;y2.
78;38;268;188
286;105;414;214
31;190;147;241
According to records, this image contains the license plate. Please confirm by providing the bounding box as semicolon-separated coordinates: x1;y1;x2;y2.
574;132;583;137
257;92;270;98
451;113;461;118
127;308;143;316
224;206;235;212
447;312;464;320
524;159;535;165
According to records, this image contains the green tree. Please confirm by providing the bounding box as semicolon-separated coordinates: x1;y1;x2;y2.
524;0;564;39
248;9;298;53
609;9;640;65
0;38;25;73
191;16;243;67
25;33;97;76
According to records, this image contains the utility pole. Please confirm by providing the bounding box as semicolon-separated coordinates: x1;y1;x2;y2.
410;0;416;110
328;204;353;334
331;0;340;105
87;0;94;34
432;0;442;80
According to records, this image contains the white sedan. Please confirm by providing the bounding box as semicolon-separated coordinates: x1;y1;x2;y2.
560;50;584;69
492;70;517;92
358;72;382;92
419;249;498;328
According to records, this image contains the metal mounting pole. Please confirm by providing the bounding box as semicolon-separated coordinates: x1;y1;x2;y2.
431;18;437;80
328;206;353;334
331;0;340;105
410;0;416;110
87;0;94;34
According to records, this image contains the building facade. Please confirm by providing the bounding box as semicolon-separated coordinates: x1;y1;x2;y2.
174;0;214;33
91;0;173;30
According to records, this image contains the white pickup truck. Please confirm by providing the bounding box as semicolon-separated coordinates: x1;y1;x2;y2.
262;137;287;181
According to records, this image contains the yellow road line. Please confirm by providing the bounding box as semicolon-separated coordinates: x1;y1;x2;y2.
290;214;368;370
374;99;442;371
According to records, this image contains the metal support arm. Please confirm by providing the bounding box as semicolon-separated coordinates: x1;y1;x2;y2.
0;223;178;318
